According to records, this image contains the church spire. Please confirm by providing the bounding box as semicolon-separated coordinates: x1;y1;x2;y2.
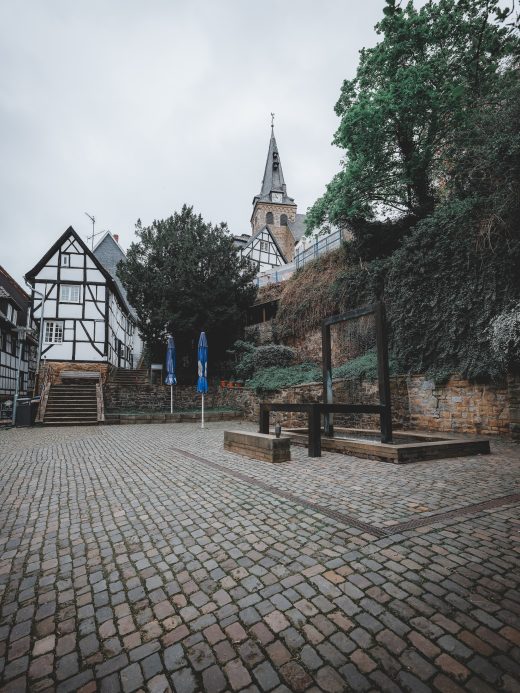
254;118;294;205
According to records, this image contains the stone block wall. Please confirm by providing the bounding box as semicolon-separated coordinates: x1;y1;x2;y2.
103;369;520;439
40;361;110;386
241;374;520;439
240;377;410;430
104;382;250;413
508;374;520;440
407;376;513;437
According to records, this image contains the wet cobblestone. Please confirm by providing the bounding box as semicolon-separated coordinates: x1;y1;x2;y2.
0;422;519;691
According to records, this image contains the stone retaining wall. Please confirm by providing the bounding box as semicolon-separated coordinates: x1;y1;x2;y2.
104;382;250;413
38;361;110;387
242;374;520;439
103;373;520;439
407;376;512;437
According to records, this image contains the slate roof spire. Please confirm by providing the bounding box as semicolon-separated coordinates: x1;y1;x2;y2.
253;119;294;205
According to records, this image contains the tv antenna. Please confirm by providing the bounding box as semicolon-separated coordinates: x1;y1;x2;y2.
85;212;105;249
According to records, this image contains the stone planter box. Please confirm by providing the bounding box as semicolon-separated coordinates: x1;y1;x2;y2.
224;430;290;463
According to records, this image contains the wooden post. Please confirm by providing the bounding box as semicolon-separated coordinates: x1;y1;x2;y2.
308;404;322;457
374;302;393;443
322;322;333;436
259;405;270;434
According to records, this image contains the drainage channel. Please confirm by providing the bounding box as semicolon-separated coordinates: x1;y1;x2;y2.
169;445;520;539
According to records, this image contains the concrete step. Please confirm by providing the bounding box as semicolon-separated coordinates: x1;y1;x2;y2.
45;404;97;414
47;396;97;401
43;384;99;426
44;414;98;421
43;421;99;427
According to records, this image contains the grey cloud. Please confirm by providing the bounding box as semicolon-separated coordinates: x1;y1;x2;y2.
0;0;385;285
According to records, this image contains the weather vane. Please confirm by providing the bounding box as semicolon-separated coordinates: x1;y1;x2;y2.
271;112;275;128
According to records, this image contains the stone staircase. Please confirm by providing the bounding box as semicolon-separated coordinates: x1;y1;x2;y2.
43;382;98;426
110;368;148;386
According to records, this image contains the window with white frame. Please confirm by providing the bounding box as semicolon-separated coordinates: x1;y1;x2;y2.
260;240;269;252
44;321;63;344
59;284;81;303
61;254;70;267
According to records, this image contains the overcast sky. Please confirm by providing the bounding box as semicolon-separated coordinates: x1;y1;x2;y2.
1;1;386;286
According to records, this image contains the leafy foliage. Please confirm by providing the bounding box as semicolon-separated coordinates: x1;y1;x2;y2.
118;206;257;365
246;363;320;394
292;0;520;383
235;343;296;380
384;200;520;380
489;303;520;368
333;349;397;381
307;0;519;231
246;350;397;394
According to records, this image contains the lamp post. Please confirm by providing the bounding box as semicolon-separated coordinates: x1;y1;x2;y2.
25;281;46;384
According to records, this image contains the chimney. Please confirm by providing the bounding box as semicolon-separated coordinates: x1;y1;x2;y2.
113;234;119;243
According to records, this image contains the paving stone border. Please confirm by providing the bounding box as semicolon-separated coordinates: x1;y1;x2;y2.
170;444;520;538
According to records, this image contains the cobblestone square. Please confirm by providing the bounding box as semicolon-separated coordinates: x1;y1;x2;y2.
0;422;519;692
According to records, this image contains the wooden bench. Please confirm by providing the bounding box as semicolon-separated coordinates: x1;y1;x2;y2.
224;430;290;463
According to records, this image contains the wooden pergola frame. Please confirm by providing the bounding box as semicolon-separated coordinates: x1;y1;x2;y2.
259;302;393;457
322;302;393;443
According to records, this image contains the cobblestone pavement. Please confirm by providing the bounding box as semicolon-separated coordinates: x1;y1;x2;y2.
0;422;519;693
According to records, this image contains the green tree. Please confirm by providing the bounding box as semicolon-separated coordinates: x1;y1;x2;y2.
307;0;519;233
118;206;257;369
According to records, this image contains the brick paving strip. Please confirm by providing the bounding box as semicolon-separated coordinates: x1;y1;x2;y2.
170;445;520;538
1;423;519;693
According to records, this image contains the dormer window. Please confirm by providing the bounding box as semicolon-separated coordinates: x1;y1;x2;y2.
60;284;81;303
6;303;17;325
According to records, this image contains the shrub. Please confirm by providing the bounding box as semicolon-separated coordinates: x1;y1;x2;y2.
247;363;320;394
489;304;520;368
385;199;520;381
235;344;295;380
333;349;397;381
246;351;399;393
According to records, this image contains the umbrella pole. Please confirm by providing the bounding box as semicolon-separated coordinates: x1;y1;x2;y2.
201;394;204;429
170;385;173;414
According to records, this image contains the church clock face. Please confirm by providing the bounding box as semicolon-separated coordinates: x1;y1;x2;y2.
271;192;282;203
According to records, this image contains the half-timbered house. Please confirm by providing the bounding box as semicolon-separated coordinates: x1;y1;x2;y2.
0;266;37;405
25;227;138;378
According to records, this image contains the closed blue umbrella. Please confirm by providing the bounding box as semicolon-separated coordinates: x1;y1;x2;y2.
165;335;176;414
197;331;208;427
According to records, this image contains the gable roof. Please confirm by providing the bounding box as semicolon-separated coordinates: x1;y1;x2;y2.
288;213;307;243
253;126;295;207
25;226;134;318
0;265;29;314
242;225;288;264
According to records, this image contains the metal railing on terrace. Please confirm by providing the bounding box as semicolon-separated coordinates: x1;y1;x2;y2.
255;263;295;287
294;229;342;270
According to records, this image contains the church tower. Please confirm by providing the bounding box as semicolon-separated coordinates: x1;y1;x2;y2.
251;121;298;261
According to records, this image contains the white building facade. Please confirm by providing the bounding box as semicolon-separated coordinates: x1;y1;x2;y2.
26;227;138;370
